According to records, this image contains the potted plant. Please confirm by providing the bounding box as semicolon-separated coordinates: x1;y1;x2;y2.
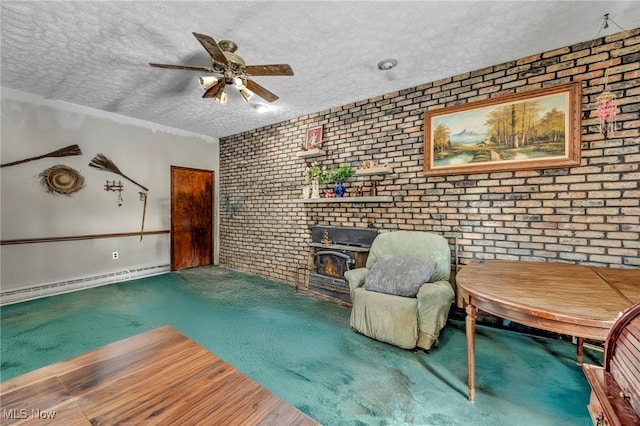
306;162;327;198
327;165;353;197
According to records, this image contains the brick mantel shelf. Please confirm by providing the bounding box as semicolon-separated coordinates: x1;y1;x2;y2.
296;149;325;159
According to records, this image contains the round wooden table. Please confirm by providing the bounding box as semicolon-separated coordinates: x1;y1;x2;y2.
456;260;640;402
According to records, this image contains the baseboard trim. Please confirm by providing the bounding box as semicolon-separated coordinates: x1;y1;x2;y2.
0;264;171;306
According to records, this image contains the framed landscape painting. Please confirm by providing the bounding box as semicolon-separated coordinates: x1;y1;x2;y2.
423;82;582;176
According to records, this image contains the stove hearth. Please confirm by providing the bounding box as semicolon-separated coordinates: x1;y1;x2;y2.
307;226;377;303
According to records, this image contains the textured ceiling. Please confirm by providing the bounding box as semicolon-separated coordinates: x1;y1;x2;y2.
1;1;638;139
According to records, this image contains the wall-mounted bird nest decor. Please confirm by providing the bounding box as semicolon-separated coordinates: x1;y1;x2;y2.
39;164;85;196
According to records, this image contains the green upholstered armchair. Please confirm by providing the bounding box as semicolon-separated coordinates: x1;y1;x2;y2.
344;231;454;350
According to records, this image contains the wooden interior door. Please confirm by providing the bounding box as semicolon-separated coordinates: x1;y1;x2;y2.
171;166;214;271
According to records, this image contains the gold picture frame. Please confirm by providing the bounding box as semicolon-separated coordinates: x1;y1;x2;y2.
423;82;582;176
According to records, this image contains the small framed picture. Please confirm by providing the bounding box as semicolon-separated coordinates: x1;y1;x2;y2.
305;126;323;150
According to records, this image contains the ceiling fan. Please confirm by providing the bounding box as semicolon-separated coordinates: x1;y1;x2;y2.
149;32;294;104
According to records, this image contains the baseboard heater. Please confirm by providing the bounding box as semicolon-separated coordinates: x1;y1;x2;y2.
0;264;170;306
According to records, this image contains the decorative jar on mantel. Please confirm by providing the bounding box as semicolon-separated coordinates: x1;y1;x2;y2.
311;180;321;199
327;165;353;198
302;185;311;199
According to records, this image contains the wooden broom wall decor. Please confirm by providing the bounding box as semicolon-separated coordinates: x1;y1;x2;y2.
89;154;149;241
0;144;82;168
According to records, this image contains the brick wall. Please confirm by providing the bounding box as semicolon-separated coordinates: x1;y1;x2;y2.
219;29;639;287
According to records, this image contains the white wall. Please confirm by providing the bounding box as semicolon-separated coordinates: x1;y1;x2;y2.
1;88;219;302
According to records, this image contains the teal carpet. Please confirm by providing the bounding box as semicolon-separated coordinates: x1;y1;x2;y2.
1;266;598;425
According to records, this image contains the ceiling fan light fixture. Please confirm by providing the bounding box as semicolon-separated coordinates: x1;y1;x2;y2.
239;87;253;102
151;33;293;105
199;76;219;90
214;86;227;104
377;58;397;71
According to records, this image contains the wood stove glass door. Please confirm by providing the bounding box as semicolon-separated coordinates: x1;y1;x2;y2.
315;251;352;279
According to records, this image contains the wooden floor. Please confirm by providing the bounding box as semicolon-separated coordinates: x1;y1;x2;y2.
0;326;319;425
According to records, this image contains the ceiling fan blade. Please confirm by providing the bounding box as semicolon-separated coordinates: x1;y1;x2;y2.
202;79;226;98
245;64;294;76
192;32;229;65
245;79;279;102
149;63;215;72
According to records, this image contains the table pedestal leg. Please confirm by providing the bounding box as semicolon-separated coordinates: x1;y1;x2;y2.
576;337;584;365
465;303;477;403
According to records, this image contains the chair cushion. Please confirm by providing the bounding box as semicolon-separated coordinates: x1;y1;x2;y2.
350;287;419;349
364;255;438;297
365;231;451;282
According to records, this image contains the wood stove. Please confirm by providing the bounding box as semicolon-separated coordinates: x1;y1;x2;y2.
307;226;377;302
